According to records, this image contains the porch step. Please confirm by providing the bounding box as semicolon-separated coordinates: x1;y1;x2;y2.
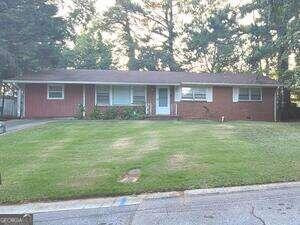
147;115;179;120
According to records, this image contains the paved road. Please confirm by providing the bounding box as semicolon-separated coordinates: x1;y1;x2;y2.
34;186;300;225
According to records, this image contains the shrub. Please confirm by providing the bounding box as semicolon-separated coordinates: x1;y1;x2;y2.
122;106;146;120
89;106;146;120
89;107;104;120
103;106;118;120
75;104;85;119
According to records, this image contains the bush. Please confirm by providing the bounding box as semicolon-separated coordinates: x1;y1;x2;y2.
122;106;146;120
104;107;118;120
75;104;85;119
89;106;146;120
89;107;104;120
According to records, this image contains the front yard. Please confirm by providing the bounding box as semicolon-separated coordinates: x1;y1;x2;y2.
0;120;299;204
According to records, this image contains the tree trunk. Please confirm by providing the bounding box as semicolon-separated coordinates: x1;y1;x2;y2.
165;0;178;71
124;15;138;70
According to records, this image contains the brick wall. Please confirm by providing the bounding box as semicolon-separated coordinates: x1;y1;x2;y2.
24;84;276;121
85;84;95;114
177;86;276;121
147;86;156;115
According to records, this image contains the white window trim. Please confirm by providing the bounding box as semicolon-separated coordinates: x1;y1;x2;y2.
95;85;146;106
181;86;208;102
238;87;263;102
47;84;64;100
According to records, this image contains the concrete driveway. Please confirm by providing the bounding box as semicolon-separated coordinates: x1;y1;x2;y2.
3;119;60;133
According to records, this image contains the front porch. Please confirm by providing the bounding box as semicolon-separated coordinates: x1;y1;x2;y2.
145;85;178;117
91;84;179;117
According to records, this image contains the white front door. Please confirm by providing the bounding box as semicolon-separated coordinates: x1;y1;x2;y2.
156;86;170;115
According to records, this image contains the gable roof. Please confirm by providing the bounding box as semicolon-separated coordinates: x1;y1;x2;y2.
4;69;279;87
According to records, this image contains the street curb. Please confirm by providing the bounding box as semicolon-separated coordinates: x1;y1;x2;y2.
184;181;300;196
0;181;299;214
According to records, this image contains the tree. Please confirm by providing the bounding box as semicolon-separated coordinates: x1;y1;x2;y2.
67;0;96;32
102;0;145;70
185;5;243;73
0;0;68;118
60;27;112;69
240;0;299;84
142;0;181;71
0;0;69;80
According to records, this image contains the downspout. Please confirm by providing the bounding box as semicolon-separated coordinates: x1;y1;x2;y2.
274;87;278;122
0;90;4;118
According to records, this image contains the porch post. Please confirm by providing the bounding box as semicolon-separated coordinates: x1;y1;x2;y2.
82;84;86;117
17;86;22;118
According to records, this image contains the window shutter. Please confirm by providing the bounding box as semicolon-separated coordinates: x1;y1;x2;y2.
174;86;181;102
206;87;213;102
232;87;239;102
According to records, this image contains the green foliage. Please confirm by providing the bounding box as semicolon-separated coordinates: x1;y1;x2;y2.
137;43;163;71
240;0;299;83
280;69;300;88
0;0;69;80
89;107;104;120
75;104;86;119
104;107;119;120
89;106;146;120
101;0;145;70
121;106;146;120
60;27;112;69
186;5;243;72
68;0;96;31
140;0;181;71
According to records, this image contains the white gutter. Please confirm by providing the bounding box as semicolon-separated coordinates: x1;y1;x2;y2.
3;80;280;87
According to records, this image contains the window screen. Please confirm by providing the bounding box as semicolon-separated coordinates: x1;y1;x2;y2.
132;86;145;105
113;86;131;105
96;85;110;105
239;88;250;100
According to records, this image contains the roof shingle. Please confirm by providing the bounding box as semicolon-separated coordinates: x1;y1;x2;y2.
5;69;279;87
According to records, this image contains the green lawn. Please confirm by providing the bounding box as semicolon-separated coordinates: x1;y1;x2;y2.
0;120;299;204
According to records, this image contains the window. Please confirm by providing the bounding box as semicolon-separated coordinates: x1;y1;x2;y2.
96;85;110;105
251;88;262;100
95;85;146;106
181;87;207;101
193;88;206;100
113;86;131;105
47;84;64;99
182;87;193;100
132;86;146;105
238;88;262;101
239;88;250;100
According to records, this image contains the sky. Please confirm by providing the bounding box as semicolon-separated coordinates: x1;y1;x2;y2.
58;0;252;17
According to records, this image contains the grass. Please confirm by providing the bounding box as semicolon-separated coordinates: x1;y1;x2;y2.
0;120;299;204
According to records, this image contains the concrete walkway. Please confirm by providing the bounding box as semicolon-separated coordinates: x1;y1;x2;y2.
2;118;68;134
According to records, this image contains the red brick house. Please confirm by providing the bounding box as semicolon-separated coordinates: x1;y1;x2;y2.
4;69;280;121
